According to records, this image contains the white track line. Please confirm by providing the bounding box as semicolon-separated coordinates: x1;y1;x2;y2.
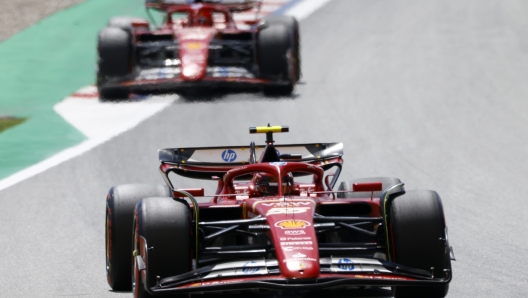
55;90;176;140
0;0;332;192
0;95;175;191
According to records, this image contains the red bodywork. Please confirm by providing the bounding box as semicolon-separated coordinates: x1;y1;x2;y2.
110;2;292;92
132;135;451;295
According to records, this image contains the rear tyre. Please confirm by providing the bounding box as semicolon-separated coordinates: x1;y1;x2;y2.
258;17;298;96
390;190;451;298
133;197;191;298
97;27;132;101
264;15;301;81
105;184;171;291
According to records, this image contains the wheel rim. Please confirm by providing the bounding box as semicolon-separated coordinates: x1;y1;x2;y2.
105;205;112;280
132;217;140;297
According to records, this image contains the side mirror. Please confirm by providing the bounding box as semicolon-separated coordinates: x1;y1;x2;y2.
352;182;382;192
352;182;382;200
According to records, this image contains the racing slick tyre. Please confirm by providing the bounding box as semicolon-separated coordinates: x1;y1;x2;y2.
390;190;451;298
133;197;191;298
264;15;301;82
258;18;298;96
337;177;402;199
97;27;132;101
106;184;171;291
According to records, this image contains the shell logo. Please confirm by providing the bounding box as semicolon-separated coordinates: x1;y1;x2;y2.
184;42;206;50
275;220;311;229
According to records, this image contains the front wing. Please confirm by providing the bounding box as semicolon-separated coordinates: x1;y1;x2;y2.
102;66;291;93
135;238;452;295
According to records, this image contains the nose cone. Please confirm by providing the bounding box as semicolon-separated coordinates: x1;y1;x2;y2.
282;252;320;279
181;62;203;80
264;208;320;279
176;28;217;81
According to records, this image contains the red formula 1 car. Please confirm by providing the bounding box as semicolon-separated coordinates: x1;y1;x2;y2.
96;0;300;100
105;126;454;298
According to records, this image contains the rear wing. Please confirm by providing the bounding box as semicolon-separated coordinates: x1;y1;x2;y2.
159;142;343;180
146;0;262;12
160;142;343;165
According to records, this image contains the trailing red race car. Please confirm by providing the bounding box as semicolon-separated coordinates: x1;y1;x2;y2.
97;0;300;100
105;126;454;298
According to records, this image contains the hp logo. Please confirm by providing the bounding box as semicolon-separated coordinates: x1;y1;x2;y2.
221;149;237;162
337;258;355;271
242;261;259;274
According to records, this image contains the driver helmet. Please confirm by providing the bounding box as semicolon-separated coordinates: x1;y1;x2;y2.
196;9;214;27
257;174;293;196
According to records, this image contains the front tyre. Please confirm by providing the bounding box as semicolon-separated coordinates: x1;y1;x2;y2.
390;190;451;298
133;197;191;298
97;27;132;101
258;17;299;96
263;15;301;82
105;184;171;291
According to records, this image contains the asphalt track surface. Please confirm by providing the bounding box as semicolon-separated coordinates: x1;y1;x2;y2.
1;0;528;297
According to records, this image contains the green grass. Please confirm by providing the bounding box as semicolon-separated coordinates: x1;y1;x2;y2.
0;117;26;134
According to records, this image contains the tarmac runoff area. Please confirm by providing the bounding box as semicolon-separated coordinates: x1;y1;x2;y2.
0;0;332;191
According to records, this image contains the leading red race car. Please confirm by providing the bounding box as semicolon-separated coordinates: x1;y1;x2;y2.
97;0;300;100
105;126;454;298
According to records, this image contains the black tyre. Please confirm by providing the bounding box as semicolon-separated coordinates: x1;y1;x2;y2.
258;17;298;96
106;184;171;291
97;27;132;101
390;190;451;298
264;15;301;81
337;177;402;199
133;197;191;298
